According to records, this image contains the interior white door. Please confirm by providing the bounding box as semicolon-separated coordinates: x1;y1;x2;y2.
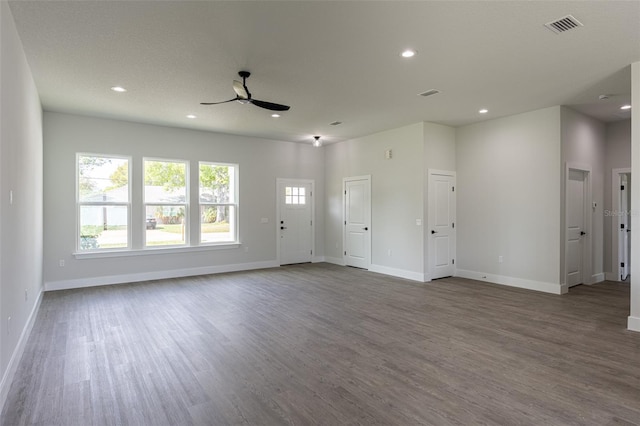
344;177;371;269
428;172;456;279
619;174;631;280
566;169;587;287
278;180;313;265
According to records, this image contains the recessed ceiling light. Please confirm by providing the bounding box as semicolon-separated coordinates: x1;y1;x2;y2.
401;49;416;58
479;108;489;114
271;113;281;118
620;105;632;110
186;114;197;119
111;86;127;93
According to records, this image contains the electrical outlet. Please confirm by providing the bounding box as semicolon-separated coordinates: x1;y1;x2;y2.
59;259;65;267
498;256;503;263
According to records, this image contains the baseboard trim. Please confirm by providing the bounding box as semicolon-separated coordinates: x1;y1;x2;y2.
605;272;621;282
45;260;280;291
455;269;562;295
590;273;605;285
628;316;640;332
324;256;346;266
0;289;43;415
311;256;325;263
369;264;424;282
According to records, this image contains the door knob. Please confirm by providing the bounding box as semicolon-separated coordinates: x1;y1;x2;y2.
580;231;586;236
363;227;368;231
431;230;437;234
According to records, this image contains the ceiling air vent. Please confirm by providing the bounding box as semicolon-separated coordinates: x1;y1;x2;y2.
545;15;583;34
419;89;441;97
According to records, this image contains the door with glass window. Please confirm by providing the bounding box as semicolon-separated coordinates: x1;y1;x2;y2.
277;179;313;265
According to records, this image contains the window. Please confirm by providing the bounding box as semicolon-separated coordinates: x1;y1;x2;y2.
285;186;306;205
199;162;237;243
144;159;188;247
77;154;130;251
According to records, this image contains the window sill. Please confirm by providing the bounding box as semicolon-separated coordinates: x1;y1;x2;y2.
73;242;241;259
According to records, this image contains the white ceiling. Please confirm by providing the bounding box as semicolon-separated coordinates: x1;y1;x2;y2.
7;1;640;144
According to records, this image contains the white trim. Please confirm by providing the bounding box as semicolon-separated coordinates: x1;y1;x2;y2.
74;242;241;259
45;260;278;291
628;316;640;332
605;271;620;282
455;269;563;295
590;273;605;285
369;264;424;282
0;289;44;415
325;256;346;266
311;256;325;263
276;178;316;266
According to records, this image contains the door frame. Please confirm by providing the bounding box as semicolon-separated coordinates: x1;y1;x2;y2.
564;163;592;289
343;175;371;269
612;168;632;281
276;178;315;265
427;169;456;281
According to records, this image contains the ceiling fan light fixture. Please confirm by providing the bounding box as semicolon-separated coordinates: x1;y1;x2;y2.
313;136;322;147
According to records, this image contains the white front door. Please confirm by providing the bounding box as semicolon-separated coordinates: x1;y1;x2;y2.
278;179;313;265
566;169;588;287
620;173;631;280
428;171;456;279
344;176;371;269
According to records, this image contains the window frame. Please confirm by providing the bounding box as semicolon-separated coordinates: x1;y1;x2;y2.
76;153;132;252
198;161;239;245
143;157;190;248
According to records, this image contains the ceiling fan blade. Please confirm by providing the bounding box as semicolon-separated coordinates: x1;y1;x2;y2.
233;80;249;99
250;99;291;111
200;98;237;105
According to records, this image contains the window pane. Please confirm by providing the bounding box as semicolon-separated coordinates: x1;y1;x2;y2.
200;205;235;243
78;155;128;202
79;205;128;250
145;160;187;203
145;206;186;246
199;163;232;203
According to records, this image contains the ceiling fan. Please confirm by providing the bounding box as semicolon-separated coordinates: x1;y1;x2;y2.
201;71;290;112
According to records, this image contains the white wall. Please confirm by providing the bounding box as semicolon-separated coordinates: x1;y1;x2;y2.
560;107;606;285
324;123;424;279
630;61;640;332
0;1;44;411
43;112;324;289
455;107;562;293
603;119;631;277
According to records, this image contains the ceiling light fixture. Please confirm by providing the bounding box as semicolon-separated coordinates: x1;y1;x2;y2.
186;114;197;119
620;105;632;110
313;136;322;148
479;108;489;114
401;49;416;58
111;86;127;93
271;113;281;118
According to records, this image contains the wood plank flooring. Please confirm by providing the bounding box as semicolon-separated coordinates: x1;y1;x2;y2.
2;263;640;425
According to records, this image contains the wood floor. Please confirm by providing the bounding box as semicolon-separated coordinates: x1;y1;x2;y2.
2;263;639;426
